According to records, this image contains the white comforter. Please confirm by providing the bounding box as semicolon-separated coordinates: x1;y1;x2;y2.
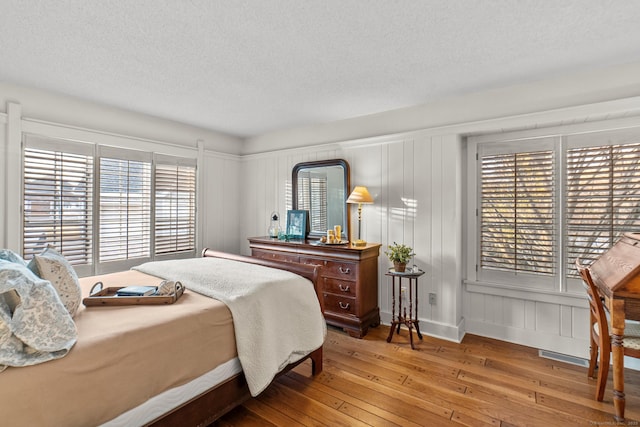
133;257;326;396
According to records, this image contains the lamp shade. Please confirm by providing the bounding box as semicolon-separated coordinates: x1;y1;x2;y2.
346;186;373;204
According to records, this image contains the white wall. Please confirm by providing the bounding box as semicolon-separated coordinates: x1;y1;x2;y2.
0;83;243;257
239;61;640;359
0;82;242;155
241;132;465;342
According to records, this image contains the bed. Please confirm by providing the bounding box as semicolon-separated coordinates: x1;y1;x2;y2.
0;249;325;426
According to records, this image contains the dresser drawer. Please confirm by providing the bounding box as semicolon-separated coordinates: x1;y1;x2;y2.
323;277;356;297
248;237;380;338
300;256;356;280
323;293;356;316
251;249;299;263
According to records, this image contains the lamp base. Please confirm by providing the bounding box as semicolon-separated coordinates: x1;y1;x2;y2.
352;239;367;247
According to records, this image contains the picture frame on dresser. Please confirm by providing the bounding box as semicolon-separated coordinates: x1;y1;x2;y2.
286;210;309;239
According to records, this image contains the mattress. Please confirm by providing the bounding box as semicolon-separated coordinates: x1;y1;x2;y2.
1;270;237;427
103;356;242;426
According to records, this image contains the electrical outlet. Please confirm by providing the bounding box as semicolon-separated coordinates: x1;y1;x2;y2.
429;293;436;305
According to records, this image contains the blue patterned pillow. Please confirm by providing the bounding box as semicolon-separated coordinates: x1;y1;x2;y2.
30;245;82;317
0;249;26;266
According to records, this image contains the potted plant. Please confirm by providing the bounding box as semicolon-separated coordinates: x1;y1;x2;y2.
384;242;415;272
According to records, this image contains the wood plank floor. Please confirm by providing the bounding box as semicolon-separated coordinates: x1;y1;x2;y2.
215;325;640;426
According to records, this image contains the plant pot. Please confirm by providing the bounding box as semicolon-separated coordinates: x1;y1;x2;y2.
394;261;407;272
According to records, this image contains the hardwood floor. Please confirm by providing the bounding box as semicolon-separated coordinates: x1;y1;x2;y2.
215;325;640;426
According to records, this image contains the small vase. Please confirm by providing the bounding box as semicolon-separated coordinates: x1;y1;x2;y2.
394;261;407;272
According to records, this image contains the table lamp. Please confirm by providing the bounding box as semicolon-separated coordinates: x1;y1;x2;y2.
347;186;373;247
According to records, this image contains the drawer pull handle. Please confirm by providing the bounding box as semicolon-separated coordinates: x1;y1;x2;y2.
338;284;350;292
339;267;351;274
338;302;350;310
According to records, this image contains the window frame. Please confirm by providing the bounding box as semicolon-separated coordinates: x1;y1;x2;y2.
21;134;198;276
22;135;95;277
153;154;197;259
466;124;640;296
95;146;154;274
476;137;559;291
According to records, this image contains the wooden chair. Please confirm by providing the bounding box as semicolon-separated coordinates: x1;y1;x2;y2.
575;258;640;401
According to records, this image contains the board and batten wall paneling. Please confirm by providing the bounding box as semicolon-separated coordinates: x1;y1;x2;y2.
239;148;341;254
463;289;591;358
201;152;242;254
240;132;464;342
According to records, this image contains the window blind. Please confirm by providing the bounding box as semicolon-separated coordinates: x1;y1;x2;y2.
297;171;328;232
99;157;151;262
480;150;556;276
23;148;93;265
566;142;640;277
154;162;196;255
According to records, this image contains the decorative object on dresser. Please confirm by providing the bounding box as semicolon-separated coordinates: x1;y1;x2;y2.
286;209;309;239
268;211;281;238
249;236;381;338
384;242;415;273
346;186;374;247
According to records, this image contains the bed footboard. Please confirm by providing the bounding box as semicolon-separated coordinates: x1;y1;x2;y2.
201;247;321;294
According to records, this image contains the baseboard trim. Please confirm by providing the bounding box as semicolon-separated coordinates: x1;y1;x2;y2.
379;311;465;343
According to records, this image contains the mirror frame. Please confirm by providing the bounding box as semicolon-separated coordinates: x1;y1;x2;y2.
292;159;351;240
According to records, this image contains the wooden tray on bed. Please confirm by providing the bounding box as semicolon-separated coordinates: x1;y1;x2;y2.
83;281;184;306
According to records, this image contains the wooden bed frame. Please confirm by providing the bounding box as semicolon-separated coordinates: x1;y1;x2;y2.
147;248;324;426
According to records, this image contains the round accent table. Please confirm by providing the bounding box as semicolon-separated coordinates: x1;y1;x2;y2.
385;268;425;349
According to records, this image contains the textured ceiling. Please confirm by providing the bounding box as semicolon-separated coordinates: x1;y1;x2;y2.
2;1;640;138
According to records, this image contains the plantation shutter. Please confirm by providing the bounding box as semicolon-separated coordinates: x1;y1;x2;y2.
480;146;556;276
23;136;93;267
297;171;328;231
565;139;640;277
309;174;328;231
154;157;196;255
98;149;151;263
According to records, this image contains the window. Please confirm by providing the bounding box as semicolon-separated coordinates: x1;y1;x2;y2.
472;127;640;291
154;158;197;255
480;149;555;276
23;137;93;269
565;139;640;278
98;155;152;263
22;135;197;275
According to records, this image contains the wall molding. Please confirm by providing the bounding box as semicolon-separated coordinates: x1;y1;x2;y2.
22;116;199;158
19;115;241;161
242;96;640;156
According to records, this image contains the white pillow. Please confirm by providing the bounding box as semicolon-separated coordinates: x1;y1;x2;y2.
32;245;82;317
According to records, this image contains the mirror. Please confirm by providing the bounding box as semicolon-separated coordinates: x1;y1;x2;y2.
292;159;350;239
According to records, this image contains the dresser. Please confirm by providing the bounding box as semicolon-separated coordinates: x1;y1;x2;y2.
248;237;381;338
